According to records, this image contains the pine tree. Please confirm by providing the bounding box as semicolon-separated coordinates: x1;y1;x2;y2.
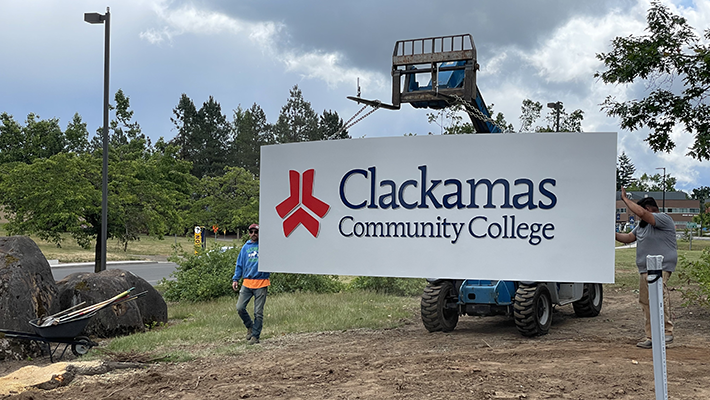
616;151;636;190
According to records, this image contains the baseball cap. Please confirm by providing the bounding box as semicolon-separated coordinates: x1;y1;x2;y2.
248;224;259;231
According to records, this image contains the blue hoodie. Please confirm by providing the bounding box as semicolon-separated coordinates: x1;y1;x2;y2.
232;240;269;281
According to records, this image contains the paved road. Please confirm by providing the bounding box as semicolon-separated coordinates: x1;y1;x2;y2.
51;261;178;285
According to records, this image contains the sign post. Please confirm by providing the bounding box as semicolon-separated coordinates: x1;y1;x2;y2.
647;255;668;400
194;226;204;254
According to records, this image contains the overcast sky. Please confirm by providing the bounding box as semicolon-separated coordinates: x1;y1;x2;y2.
1;0;708;192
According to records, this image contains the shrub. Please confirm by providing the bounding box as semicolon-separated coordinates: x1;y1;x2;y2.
162;243;344;301
269;273;344;295
676;249;710;308
348;276;426;296
162;244;241;302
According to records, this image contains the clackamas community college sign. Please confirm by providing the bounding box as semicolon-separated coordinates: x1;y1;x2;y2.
260;133;616;283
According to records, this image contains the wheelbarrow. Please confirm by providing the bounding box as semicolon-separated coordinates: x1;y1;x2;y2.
0;288;146;362
0;312;99;362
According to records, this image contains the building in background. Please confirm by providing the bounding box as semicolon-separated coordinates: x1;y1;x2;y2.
616;191;700;231
616;192;700;231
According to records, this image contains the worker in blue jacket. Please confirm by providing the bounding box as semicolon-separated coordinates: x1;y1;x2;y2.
232;224;270;344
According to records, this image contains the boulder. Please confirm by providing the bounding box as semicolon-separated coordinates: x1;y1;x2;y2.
0;236;60;361
56;269;168;337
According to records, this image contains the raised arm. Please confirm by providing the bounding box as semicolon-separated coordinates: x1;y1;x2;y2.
620;187;656;226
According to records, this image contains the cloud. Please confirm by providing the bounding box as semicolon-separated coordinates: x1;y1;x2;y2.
139;0;385;91
139;0;283;45
524;6;648;83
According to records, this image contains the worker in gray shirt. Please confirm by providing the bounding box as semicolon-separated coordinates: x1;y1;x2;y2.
615;187;677;349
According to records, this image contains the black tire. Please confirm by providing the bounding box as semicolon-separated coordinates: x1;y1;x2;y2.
573;283;603;317
71;336;92;357
421;281;459;332
514;283;552;337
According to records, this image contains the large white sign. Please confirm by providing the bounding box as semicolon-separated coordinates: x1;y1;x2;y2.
260;133;616;283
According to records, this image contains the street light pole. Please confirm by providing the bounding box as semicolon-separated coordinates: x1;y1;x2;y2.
84;7;110;273
546;101;563;132
656;167;666;212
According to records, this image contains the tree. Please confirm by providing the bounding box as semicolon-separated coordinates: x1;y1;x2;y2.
273;85;319;143
519;99;542;132
319;110;349;140
616;151;637;190
90;89;151;161
519;99;584;132
596;1;710;160
0;112;89;163
0;153;100;248
691;186;710;226
231;103;272;177
170;94;231;178
187;167;259;234
627;172;677;192
427;103;513;134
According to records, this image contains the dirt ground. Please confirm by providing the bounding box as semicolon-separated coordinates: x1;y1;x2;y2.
3;286;710;400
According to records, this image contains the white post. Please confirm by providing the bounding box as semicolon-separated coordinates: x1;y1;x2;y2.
647;255;668;400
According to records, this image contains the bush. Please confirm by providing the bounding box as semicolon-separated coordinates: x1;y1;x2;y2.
348;276;426;296
676;249;710;308
269;273;344;295
162;243;345;301
162;244;241;302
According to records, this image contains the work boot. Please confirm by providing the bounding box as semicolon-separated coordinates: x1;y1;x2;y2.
246;327;253;340
247;336;260;345
665;335;674;344
636;339;652;349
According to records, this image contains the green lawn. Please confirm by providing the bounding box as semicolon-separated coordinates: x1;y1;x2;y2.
0;225;240;263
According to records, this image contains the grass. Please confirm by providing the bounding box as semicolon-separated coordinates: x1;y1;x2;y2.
613;239;710;289
0;224;238;263
102;292;419;361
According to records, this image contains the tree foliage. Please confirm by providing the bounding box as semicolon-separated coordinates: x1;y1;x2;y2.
231;103;272;178
0;153;100;247
0;112;90;163
170;94;231;178
273;85;320;143
518;99;584;132
0;90;195;263
427;102;515;134
627;172;677;193
187;166;259;234
596;1;710;160
616;151;637;190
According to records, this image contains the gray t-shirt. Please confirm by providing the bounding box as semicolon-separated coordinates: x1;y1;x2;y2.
631;212;678;273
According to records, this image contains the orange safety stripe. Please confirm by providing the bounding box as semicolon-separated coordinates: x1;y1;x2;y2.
242;278;270;289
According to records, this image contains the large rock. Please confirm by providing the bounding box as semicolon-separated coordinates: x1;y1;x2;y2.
0;236;60;361
56;269;168;338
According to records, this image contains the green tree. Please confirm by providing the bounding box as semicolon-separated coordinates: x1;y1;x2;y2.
691;186;710;229
595;1;710;160
628;172;677;192
519;99;584;132
616;151;637;190
170;94;231;178
187;167;259;235
0;153;101;248
427;103;513;134
231;103;272;178
519;99;542;132
273;85;319;143
0;112;89;163
319;109;349;140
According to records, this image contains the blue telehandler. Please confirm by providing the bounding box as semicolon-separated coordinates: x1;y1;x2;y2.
347;34;603;336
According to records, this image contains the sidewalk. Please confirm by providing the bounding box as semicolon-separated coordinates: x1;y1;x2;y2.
47;260;161;269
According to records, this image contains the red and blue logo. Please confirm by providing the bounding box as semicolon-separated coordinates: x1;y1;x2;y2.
276;169;330;237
